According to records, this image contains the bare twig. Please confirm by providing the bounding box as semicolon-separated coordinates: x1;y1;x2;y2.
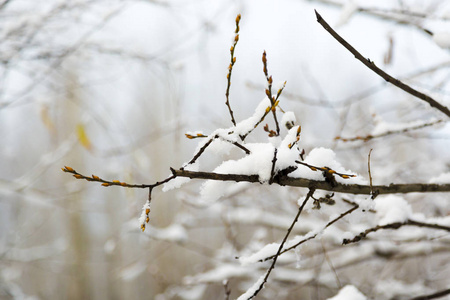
343;219;450;244
225;14;241;126
315;10;450;118
269;148;278;184
246;189;314;299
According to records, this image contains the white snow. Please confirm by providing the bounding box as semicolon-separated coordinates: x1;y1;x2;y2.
433;32;450;49
162;162;199;192
374;195;412;225
233;97;272;136
327;285;367;300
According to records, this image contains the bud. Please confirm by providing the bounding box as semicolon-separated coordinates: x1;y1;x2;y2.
64;166;74;172
73;174;83;179
234;34;239;42
236;14;241;23
92;175;100;180
102;183;110;187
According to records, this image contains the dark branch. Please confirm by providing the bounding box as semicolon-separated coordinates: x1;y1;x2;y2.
343;219;450;244
172;169;450;195
315;10;450;118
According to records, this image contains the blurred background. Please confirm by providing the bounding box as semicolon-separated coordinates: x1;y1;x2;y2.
1;0;450;299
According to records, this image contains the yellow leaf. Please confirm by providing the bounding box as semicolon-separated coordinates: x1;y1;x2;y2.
77;123;92;150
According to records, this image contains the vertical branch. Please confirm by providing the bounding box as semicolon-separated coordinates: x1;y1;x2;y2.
225;14;241;127
262;51;281;135
245;188;315;299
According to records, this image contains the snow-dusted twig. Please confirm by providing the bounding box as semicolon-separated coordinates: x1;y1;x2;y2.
262;203;359;261
315;10;450;118
343;219;450;245
408;287;450;300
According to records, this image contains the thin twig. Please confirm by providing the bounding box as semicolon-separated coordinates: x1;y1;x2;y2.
367;149;376;199
225;14;241;126
262;203;359;261
335;119;445;142
246;189;314;299
315;10;450;118
343;219;450;244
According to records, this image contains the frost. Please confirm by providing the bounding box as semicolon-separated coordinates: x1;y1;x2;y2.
433;32;450;49
138;200;151;226
327;285;367;300
375;195;412;225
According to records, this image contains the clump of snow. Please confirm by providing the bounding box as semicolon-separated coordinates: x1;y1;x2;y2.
239;243;279;266
374;195;412;225
429;172;450;184
327;285;367;300
335;1;358;27
291;147;365;184
233;97;272;136
433;32;450;49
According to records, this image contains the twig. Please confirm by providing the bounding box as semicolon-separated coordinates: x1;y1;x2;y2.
172;169;450;195
225;14;241;126
335;119;445;142
315;10;450;118
343;219;450;245
408;287;450;300
61;166;174;188
246;189;315;299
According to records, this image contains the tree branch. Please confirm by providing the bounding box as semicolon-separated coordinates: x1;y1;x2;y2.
171;169;450;195
315;10;450;118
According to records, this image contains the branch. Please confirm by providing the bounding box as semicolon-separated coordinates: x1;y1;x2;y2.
171;169;450;195
315;10;450;118
245;189;314;299
343;219;450;245
408;288;450;300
